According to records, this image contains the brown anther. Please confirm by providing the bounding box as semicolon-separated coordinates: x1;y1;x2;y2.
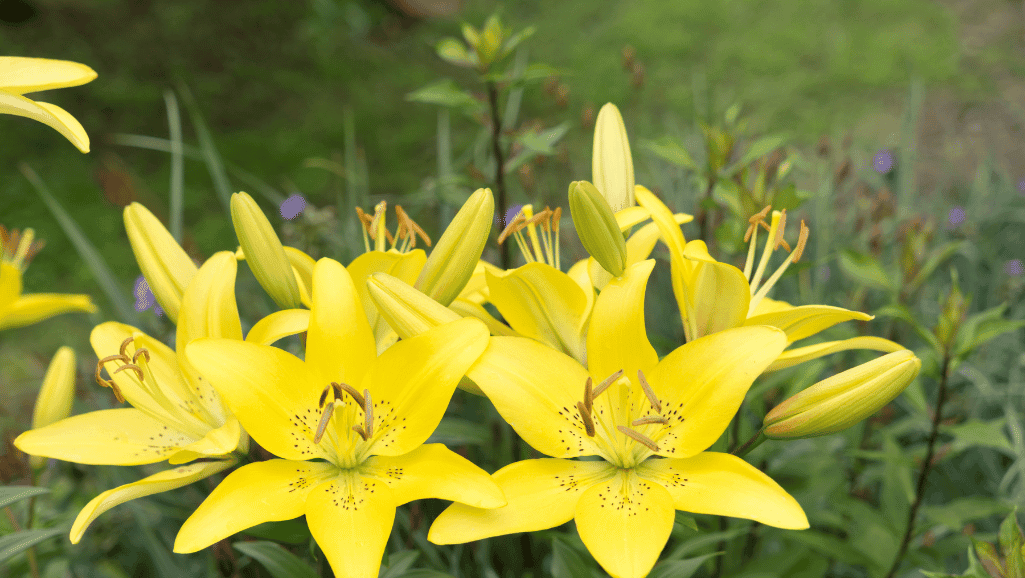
632;415;669;426
351;424;369;441
592;369;624;399
773;210;788;250
330;382;345;400
617;425;659;451
118;336;134;359
526;209;551;229
748;205;772;225
792;221;810;262
132;348;150;364
744;223;755;243
551;207;562;235
337;382;365;407
113;363;144;381
110;383;126;403
576;401;596;437
363;389;373;438
355;207;374;231
314;401;336;444
497;213;526;244
395;206;432;248
583;377;593;414
318;385;331;409
637;370;661;413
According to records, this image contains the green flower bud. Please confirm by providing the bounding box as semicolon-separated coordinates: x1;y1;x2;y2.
591;103;635;211
31;346;76;469
764;350;921;439
415;188;494;306
230;192;302;310
568;180;626;277
369;272;461;340
123;202;198;323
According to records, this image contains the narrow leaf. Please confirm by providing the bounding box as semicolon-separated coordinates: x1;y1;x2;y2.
164;90;185;243
0;486;50;509
234;541;318;578
0;526;67;563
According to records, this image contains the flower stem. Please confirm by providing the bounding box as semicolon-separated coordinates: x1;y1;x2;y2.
25;469;40;578
884;351;952;578
485;80;510;270
731;429;767;459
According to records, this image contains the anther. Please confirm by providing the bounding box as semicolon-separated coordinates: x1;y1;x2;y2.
363;389;373;438
369;201;387;239
792;220;810;262
352;425;369;441
592;369;624;399
637;370;661;413
632;415;669;426
318;386;331;409
617;425;660;451
583;377;593;414
749;205;772;225
110;384;126;404
576;401;596;437
336;382;365;407
314;401;335;444
132;348;150;364
113;363;145;381
497;213;526;244
119;336;134;359
773;209;788;250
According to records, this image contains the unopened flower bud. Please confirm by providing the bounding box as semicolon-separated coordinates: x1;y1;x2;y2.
591;103;635;211
569;181;626;277
123;202;197;323
764;350;921;439
369;272;461;339
30;346;76;468
230;192;302;310
415;188;494;306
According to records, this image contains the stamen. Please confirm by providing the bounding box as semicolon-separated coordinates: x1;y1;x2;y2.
792;221;810;261
363;389;373;438
551;207;562;270
632;415;669;426
356;207;372;253
119;336;134;359
583;377;593;414
617;425;659;451
637;370;661;413
592;369;624;399
318;385;331;408
576;401;596;437
314;401;336;443
113;363;144;381
336;382;365;407
497;213;526;244
94;357;127;404
132;348;150;364
351;424;369;441
773;209;787;250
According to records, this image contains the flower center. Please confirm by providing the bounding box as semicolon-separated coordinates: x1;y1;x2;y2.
0;226;45;271
355;201;432;254
313;382;399;469
498;204;562;269
742;206;810;315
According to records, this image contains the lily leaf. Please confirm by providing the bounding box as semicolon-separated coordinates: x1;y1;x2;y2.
0;526;67;563
0;486;49;509
234;541;318;578
641;137;698;171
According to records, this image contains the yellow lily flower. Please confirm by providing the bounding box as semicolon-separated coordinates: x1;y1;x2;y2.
429;260;807;578
175;258;503;578
0;56;96;152
14;251;249;543
0;225;95;331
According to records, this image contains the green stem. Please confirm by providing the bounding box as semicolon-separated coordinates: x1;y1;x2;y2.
26;469;40;578
731;430;767;459
485;80;510;270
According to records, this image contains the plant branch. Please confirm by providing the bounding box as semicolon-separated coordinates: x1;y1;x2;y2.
486;80;510;269
731;429;767;459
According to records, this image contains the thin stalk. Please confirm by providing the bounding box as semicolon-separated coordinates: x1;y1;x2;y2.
25;469;39;578
696;176;715;243
731;429;767;459
884;352;952;578
486;80;510;269
712;516;729;578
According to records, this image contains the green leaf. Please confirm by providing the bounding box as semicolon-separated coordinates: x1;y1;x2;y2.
674;511;699;532
436;38;476;68
380;551;420;578
551;535;593;578
0;486;50;509
484;62;562;84
0;526;67;563
393;571;455;578
923;497;1011;530
163;89;185;243
838;249;893;291
875;303;942;355
500;25;536;59
724;134;788;176
972;539;1004;578
787;530;881;571
406;80;482;113
516;122;571;155
946;420;1014;457
242;518;311;545
234;541;318;578
426;417;490;446
909;241;966;291
1001;512;1024;561
641;137;698;171
647;553;718;578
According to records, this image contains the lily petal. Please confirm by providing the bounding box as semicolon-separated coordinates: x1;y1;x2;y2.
71;459;235;544
284;246;315;307
637;453;808;529
0;263;23;314
123;202;198;323
429;458;614;544
766;336;906;372
186;338;328;462
14;408;196;465
245;309;311;346
306;258;376;387
347;249;426;331
0;57;97;94
646;326;787;458
364;444;504;508
168;416;241;465
684;254;751;339
574;470;676;578
0;92;90;152
448;299;519;337
0;292;95;331
363;318;489;457
744;305;872;344
466;337;601;459
587;259;658;385
305;475;397;578
174;459;336;553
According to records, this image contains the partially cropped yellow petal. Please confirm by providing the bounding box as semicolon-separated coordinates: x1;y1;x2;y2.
168;416;241;465
745;305;872;344
305;476;396;578
575;470;675;578
124;202;198;323
592;103;635;211
449;299;518;337
766;336;906;372
363;318;488;457
366;272;460;339
749;296;793;316
466;337;601;458
487;263;589;363
637;453;808;529
364;444;504;508
0;262;22;313
306;258;376;388
0;92;90;152
71;459;234;544
284;246;315;307
245;309;311;346
15;408;196;466
646;326;787;458
586;259;658;387
429;458;614;544
0;293;95;331
31;346;76;430
684;256;750;340
0;57;97;94
174;459;335;553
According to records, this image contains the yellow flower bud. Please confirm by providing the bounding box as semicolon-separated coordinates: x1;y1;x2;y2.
568;181;626;277
230;192;302;310
123;203;197;323
764;350;921;439
415;188;494;307
591;103;635;211
30;346;76;469
369;272;460;340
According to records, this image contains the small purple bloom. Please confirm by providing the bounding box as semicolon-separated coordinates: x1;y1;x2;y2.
873;150;894;174
1006;259;1024;277
279;194;307;220
133;275;164;317
499;204;524;228
1018;179;1025;195
818;264;831;283
948;206;966;227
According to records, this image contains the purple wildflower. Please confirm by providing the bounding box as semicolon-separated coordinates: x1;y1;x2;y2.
279;194;307;220
1006;259;1024;277
948;206;966;227
873;150;894;174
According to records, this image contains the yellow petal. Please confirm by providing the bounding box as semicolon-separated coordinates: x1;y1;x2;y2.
71;459;235;544
0;292;95;331
646;326;787;458
684;256;751;339
31;346;76;429
363;444;504;508
592;103;635;212
168;416;241;465
453;260;497;304
586;259;658;385
0;262;23;314
486;263;589;363
0;92;90;152
766;336;906;372
14;408;196;465
186;338;328;462
0;57;97;93
744;305;873;344
749;296;793;316
305;475;396;578
574;470;675;578
245;309;311;346
123;202;198;323
429;458;614;544
284;246;315;307
635;186;693;336
306;258;376;388
637;453;808;529
362;318;489;457
174;459;336;553
465;337;601;458
347;249;426;329
448;299;518;337
565;258;595;319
